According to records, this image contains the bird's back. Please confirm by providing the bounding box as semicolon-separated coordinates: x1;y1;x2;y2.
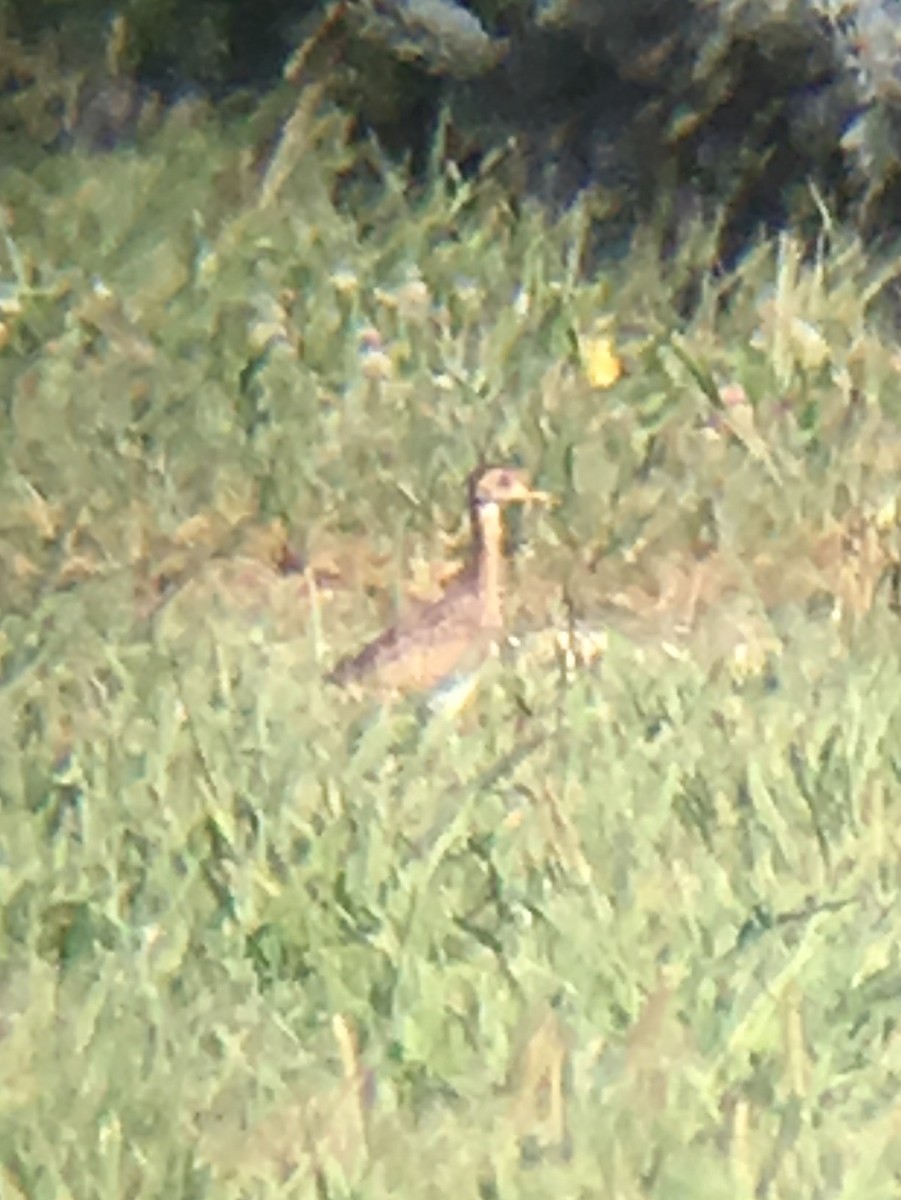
327;568;499;696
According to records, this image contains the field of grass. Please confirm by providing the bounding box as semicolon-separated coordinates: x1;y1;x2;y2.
3;86;901;1199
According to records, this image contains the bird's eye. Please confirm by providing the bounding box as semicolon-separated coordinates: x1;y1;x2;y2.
496;471;511;489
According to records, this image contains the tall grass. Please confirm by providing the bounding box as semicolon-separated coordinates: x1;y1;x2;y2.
2;87;901;1198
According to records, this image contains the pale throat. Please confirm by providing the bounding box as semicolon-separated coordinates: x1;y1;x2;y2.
476;500;505;629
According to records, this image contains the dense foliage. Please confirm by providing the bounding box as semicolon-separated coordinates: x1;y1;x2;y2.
4;0;901;252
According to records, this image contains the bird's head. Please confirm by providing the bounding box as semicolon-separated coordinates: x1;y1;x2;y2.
468;465;551;512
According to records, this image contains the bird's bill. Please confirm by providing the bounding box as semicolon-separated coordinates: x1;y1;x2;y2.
524;487;554;505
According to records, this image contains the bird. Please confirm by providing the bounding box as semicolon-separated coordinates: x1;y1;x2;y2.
327;465;551;703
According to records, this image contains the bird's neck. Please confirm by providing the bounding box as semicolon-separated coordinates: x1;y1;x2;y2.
473;501;505;628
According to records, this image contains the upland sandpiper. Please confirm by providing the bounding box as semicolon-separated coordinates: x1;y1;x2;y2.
327;465;550;701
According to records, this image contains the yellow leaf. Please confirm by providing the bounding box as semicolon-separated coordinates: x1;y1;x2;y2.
579;334;622;389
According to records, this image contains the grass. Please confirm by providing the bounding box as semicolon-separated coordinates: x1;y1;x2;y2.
2;82;901;1198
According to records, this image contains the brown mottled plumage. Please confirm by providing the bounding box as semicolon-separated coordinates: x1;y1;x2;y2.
327;466;550;699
